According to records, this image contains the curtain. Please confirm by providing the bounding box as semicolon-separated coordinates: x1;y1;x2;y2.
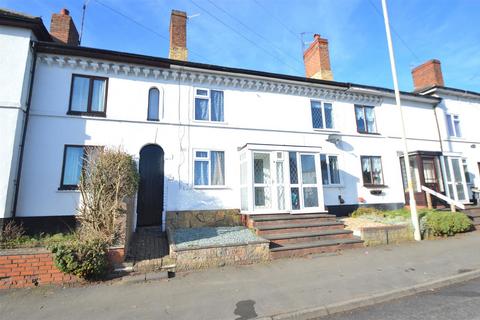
371;157;383;184
210;90;224;122
148;88;160;120
361;157;371;184
91;79;106;112
365;107;376;133
63;147;84;185
211;151;225;185
310;101;323;129
194;160;209;185
355;105;365;132
195;98;209;120
71;77;89;112
324;103;333;129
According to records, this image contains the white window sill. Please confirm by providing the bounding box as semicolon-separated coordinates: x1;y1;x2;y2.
192;120;228;126
447;136;464;141
323;184;344;189
57;189;80;193
313;128;340;133
193;185;231;190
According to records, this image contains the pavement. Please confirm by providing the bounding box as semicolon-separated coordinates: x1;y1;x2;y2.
322;277;480;320
1;231;480;320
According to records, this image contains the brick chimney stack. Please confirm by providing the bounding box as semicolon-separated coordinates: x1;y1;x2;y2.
303;34;333;81
411;59;445;91
50;8;79;46
169;10;187;61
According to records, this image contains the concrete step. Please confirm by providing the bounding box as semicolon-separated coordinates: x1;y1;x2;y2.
464;209;480;217
265;229;354;246
255;221;345;235
470;217;480;225
249;214;337;227
270;238;364;259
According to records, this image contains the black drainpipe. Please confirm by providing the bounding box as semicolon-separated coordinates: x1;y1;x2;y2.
11;41;38;218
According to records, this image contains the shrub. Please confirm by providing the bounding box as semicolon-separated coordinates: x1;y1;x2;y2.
0;221;26;248
50;238;109;280
351;207;383;218
422;211;473;237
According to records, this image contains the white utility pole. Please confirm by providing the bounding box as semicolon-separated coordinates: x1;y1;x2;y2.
381;0;421;241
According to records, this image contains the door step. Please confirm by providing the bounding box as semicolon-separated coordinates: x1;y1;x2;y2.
270;238;364;259
256;221;344;235
264;229;354;245
248;213;337;227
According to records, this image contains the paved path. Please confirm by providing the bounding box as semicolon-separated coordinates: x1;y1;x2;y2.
322;277;480;320
1;232;480;320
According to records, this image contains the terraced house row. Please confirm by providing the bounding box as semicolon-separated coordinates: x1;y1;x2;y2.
1;8;480;239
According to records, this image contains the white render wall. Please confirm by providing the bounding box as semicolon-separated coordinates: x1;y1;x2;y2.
14;55;448;217
0;26;35;218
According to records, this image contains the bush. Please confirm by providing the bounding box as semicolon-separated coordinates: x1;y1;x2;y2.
0;221;26;248
351;207;383;218
422;211;473;237
50;238;109;280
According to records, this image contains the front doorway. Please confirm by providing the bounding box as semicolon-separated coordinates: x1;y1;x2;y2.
443;156;469;203
137;144;164;227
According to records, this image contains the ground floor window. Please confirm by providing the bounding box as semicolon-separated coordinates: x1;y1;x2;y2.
320;155;340;185
361;156;384;186
194;150;225;186
60;145;101;190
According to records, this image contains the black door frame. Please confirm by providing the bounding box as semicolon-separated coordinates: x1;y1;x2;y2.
136;144;165;227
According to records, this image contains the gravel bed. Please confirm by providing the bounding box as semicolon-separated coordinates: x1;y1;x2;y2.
173;226;265;249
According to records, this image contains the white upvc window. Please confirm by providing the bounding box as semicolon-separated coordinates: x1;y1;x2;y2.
310;100;334;129
446;114;461;137
194;88;224;122
193;150;225;186
320;154;341;185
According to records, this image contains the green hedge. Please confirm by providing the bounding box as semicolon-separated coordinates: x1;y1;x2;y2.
421;211;473;237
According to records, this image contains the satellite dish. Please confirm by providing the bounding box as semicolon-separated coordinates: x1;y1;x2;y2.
326;134;342;145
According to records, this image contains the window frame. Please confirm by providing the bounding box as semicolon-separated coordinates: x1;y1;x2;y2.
360;155;385;187
147;87;161;121
68;74;108;117
310;99;334;130
320;154;342;186
446;113;461;138
59;145;103;190
193;149;226;188
193;88;225;123
355;105;378;134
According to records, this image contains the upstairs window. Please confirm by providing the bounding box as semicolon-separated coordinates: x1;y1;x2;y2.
355;105;377;134
148;87;160;121
311;100;334;129
361;156;384;186
320;155;341;185
446;114;461;137
194;150;225;186
194;89;224;122
69;74;107;116
60;145;102;190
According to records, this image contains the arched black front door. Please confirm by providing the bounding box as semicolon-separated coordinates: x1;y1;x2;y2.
137;144;164;226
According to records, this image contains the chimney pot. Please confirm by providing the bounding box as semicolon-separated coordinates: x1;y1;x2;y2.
411;59;444;91
60;8;70;15
50;8;79;46
303;34;333;80
169;10;188;61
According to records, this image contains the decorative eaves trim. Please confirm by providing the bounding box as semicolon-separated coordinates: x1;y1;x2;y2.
38;54;383;105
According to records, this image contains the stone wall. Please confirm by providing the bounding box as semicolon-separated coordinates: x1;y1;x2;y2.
166;209;242;229
359;224;414;246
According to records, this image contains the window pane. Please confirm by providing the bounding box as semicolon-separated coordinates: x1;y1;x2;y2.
63;146;84;185
324;103;333;129
194;160;209;185
301;154;317;184
361;157;372;184
320;154;329;185
255;187;266;206
463;159;471;184
196;89;208;96
210;90;224;122
210;151;225;185
71;76;89;112
453;117;461;137
290;187;300;210
91;79;106;112
365;107;376;133
195;98;209;120
329;156;340;184
289;152;298;184
446;114;454;136
303;187;319;207
311;100;323;129
355;105;366;133
196;151;208;158
371;157;383;184
148;88;160;120
254;153;270;184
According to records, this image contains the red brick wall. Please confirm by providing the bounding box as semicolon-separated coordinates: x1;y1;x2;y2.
411;59;444;91
0;249;78;289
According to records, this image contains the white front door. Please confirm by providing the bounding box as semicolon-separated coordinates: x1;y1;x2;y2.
444;156;469;203
288;152;321;212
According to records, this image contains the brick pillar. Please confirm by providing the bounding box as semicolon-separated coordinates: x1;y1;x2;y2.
411;59;445;91
303;34;333;81
169;10;188;61
50;8;79;46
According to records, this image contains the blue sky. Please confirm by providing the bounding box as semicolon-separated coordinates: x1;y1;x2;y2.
2;0;479;92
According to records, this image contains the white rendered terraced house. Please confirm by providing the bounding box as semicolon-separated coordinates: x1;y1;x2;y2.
1;8;480;234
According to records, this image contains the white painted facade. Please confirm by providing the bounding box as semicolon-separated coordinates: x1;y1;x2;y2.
2;20;480;227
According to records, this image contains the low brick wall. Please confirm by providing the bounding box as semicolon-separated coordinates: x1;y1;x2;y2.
358;224;414;246
0;246;126;289
0;248;78;289
166;209;242;229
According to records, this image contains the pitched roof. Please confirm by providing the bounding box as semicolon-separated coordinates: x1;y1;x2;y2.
0;8;51;41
